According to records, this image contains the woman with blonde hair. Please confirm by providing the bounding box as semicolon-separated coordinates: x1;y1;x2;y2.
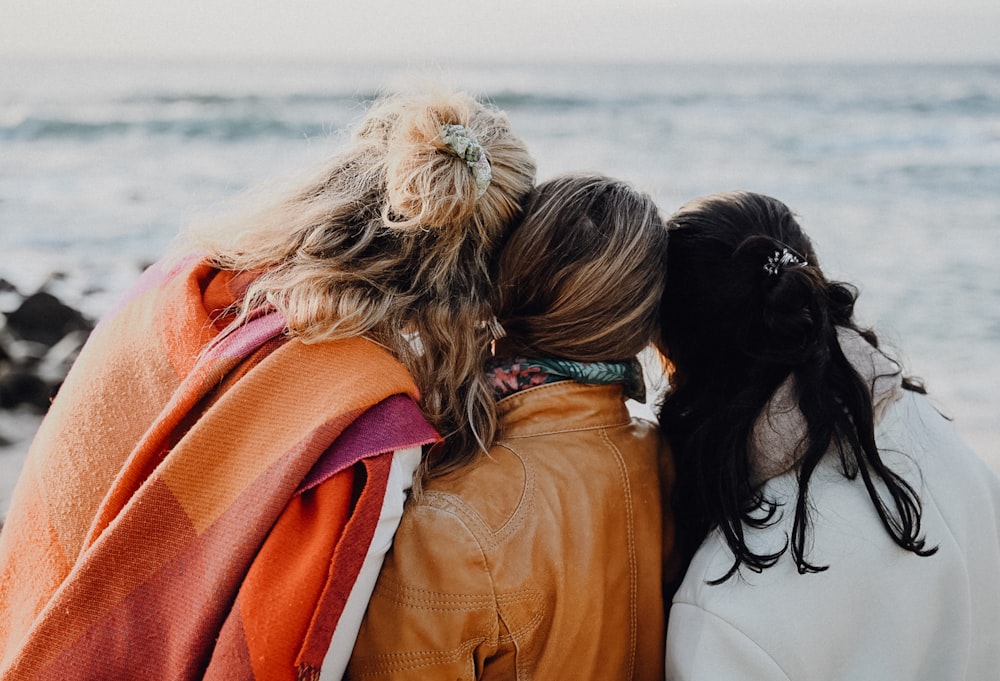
348;174;675;680
0;88;535;680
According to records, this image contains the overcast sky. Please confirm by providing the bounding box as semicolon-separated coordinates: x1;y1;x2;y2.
3;0;998;62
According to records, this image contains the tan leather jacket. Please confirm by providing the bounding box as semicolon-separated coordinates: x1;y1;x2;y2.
347;381;671;680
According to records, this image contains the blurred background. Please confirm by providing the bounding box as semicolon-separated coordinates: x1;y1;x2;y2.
2;0;999;508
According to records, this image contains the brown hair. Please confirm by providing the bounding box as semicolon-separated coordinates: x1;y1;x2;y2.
182;88;537;477
494;174;669;363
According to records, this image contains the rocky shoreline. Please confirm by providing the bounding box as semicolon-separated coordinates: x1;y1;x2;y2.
0;277;94;418
1;274;95;511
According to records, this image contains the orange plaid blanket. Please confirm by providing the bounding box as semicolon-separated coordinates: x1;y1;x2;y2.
0;257;436;680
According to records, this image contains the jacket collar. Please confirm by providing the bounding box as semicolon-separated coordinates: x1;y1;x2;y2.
496;381;632;440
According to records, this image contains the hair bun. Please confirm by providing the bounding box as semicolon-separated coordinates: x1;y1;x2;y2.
381;93;490;231
734;235;824;363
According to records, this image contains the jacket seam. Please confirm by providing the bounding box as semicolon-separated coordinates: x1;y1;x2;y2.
500;419;632;440
352;633;493;678
369;583;495;610
372;580;496;602
603;427;639;678
418;475;542;679
484;445;535;546
421;491;497;541
496;590;546;679
373;502;501;676
423;450;536;550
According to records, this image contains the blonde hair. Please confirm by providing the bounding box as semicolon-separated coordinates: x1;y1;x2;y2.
495;174;668;362
183;88;536;480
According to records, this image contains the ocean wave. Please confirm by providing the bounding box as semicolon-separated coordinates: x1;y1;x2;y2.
2;60;996;464
6;84;998;143
116;91;375;107
1;115;331;141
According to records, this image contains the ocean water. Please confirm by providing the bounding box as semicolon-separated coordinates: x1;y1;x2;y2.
1;57;999;465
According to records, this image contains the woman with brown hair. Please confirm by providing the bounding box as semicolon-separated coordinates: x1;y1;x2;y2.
0;88;536;680
348;174;674;680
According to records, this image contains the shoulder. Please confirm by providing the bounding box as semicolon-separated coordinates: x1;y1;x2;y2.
374;491;497;613
669;493;928;680
877;390;999;491
669;391;1000;679
413;443;530;545
877;390;1000;576
877;391;1000;539
670;454;903;628
608;414;663;447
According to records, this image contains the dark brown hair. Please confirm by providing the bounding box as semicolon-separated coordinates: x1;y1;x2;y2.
658;190;934;582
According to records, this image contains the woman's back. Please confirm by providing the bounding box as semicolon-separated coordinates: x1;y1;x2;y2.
351;381;667;679
347;174;674;679
668;390;1000;680
667;392;1000;681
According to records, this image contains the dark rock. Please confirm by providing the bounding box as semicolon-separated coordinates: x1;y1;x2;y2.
1;282;94;413
6;292;93;347
0;265;105;418
0;370;52;412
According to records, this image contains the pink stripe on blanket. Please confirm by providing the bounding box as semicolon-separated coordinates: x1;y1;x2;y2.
297;395;437;494
200;309;287;362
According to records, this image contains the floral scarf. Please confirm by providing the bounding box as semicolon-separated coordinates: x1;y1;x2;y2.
486;356;647;403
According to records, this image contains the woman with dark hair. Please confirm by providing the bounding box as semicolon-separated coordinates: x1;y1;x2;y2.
659;191;1000;680
347;174;674;680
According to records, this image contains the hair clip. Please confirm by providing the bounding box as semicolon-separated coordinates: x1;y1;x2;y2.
763;248;806;277
486;316;507;340
441;124;492;198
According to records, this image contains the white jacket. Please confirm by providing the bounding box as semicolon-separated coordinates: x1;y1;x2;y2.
666;391;1000;680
